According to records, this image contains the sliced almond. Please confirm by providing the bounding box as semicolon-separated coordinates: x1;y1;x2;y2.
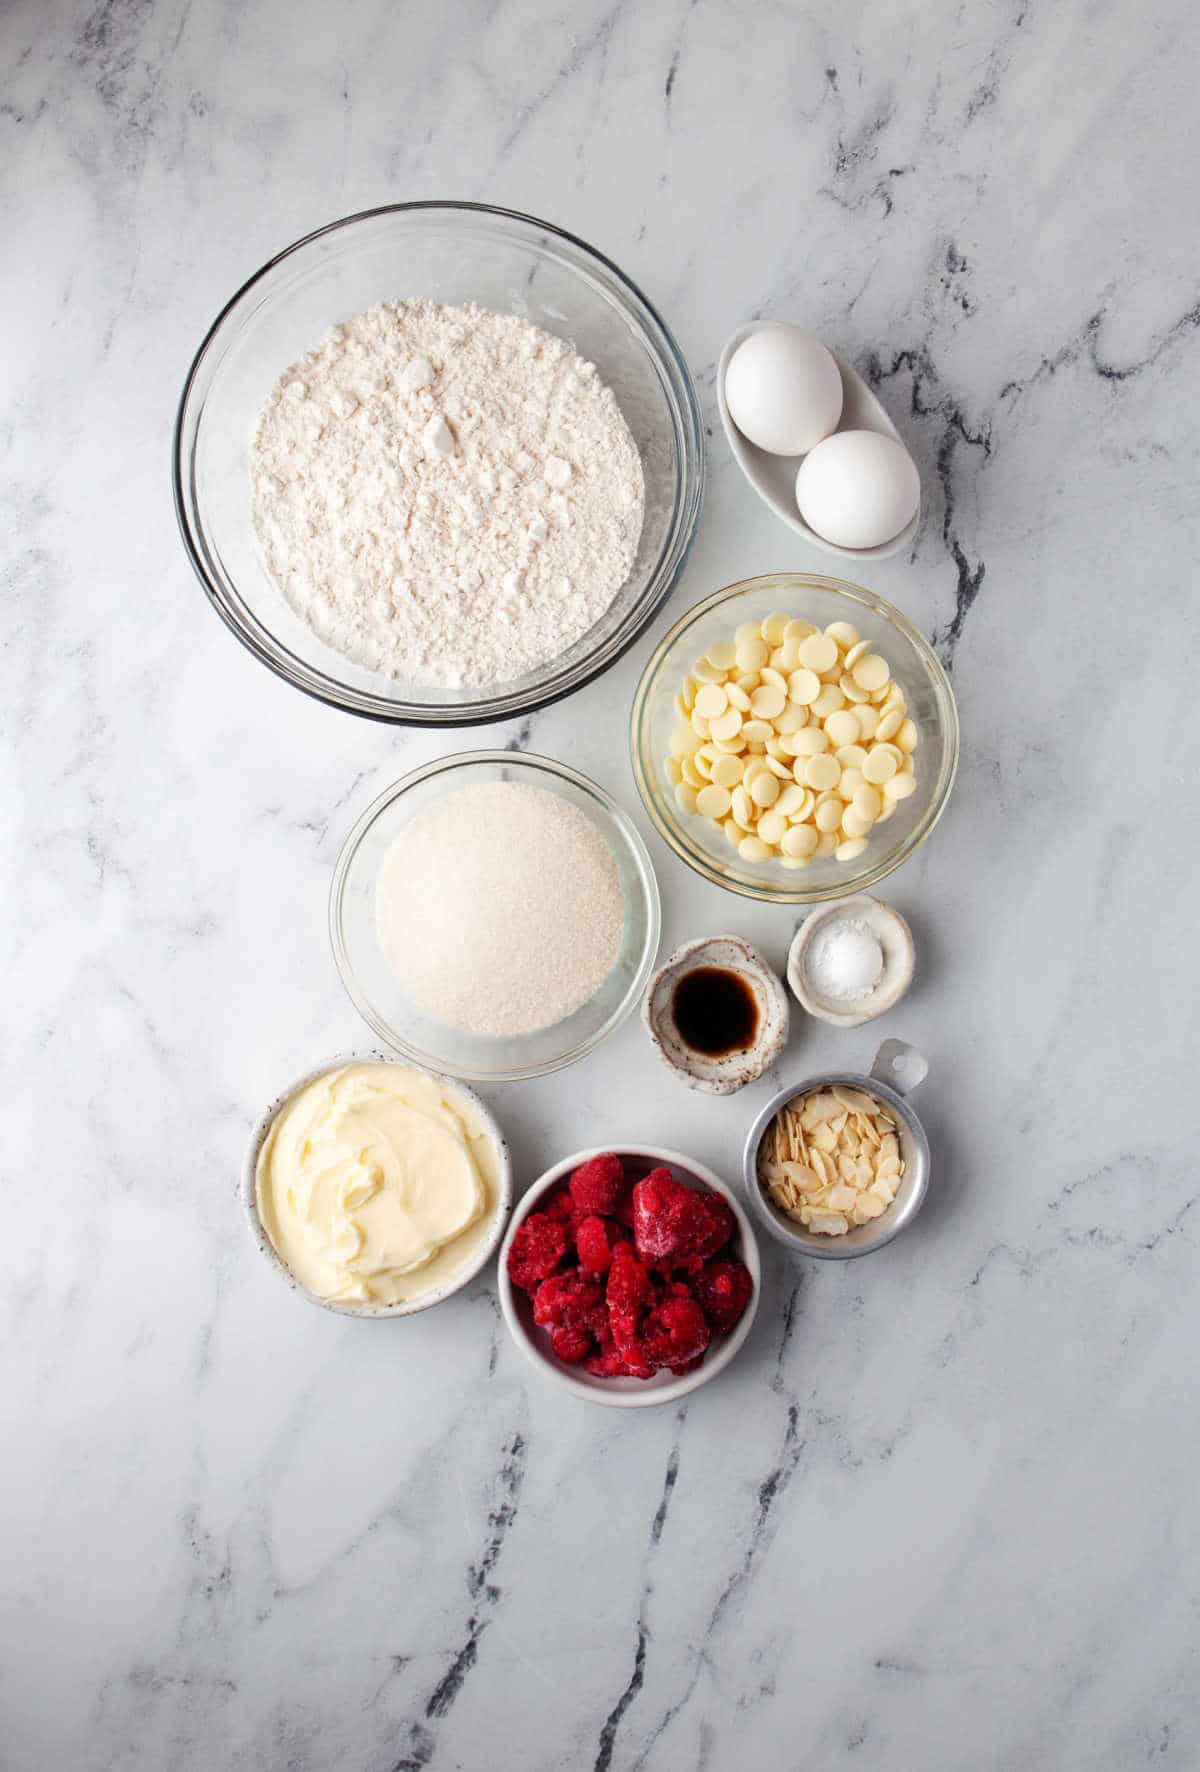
809;1148;835;1185
807;1211;849;1236
761;1087;905;1238
833;1085;878;1116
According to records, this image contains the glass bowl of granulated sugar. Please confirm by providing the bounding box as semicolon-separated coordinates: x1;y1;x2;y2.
174;202;704;726
330;752;662;1082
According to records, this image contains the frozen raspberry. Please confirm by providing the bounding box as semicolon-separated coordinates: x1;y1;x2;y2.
506;1213;567;1293
601;1244;652;1376
640;1291;710;1372
632;1169;735;1268
669;1355;706;1378
693;1259;754;1334
551;1325;593;1365
611;1324;654;1379
533;1272;607;1336
541;1185;574;1222
585;1342;635;1378
695;1197;735;1261
574;1214;617;1274
606;1241;651;1319
568;1152;629;1216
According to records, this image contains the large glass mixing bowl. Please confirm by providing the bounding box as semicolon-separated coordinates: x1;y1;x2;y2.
173;202;704;725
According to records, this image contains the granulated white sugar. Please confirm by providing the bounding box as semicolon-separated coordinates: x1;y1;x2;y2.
375;781;625;1038
250;300;645;689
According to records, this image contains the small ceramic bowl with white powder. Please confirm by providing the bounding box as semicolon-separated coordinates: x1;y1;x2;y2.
787;894;914;1027
330;752;661;1083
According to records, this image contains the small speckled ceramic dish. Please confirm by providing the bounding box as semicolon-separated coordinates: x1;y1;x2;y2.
787;894;915;1028
642;935;789;1094
498;1146;760;1407
743;1039;930;1260
242;1050;513;1317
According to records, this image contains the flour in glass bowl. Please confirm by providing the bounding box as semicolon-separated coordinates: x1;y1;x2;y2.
250;300;646;689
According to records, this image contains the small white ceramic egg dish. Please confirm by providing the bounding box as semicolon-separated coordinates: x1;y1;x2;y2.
718;321;921;562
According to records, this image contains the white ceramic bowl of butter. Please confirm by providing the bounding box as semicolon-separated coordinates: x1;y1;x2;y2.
243;1051;512;1317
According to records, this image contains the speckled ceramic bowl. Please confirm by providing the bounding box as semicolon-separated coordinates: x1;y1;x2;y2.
498;1146;760;1406
642;935;789;1093
242;1050;513;1316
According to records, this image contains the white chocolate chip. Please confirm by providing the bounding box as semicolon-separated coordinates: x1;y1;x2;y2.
662;611;915;867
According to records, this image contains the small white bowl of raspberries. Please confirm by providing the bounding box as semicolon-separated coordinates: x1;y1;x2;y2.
497;1147;760;1407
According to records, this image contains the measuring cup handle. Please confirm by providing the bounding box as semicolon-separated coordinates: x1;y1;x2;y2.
871;1038;928;1097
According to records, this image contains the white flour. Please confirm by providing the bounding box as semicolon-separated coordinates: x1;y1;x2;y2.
250;300;645;688
376;781;625;1038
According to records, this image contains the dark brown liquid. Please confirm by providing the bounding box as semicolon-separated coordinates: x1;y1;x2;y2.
672;966;760;1058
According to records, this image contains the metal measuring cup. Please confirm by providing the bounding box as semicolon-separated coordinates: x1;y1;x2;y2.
742;1038;930;1259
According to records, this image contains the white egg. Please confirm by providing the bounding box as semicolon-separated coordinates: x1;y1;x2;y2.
724;323;843;457
795;430;920;550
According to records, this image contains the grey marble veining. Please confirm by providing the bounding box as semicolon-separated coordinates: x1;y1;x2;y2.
3;0;1199;1767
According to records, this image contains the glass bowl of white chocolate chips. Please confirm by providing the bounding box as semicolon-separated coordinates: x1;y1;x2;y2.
631;573;958;904
173;201;703;725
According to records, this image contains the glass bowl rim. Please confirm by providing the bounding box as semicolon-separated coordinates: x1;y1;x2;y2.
630;571;960;905
172;199;705;727
328;748;663;1081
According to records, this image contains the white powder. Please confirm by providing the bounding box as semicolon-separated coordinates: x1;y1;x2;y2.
376;781;625;1038
251;300;645;689
805;917;885;1002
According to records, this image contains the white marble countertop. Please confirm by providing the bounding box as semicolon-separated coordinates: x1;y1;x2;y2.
5;1;1199;1766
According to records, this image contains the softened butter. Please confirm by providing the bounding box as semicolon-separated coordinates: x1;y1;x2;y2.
255;1062;499;1307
